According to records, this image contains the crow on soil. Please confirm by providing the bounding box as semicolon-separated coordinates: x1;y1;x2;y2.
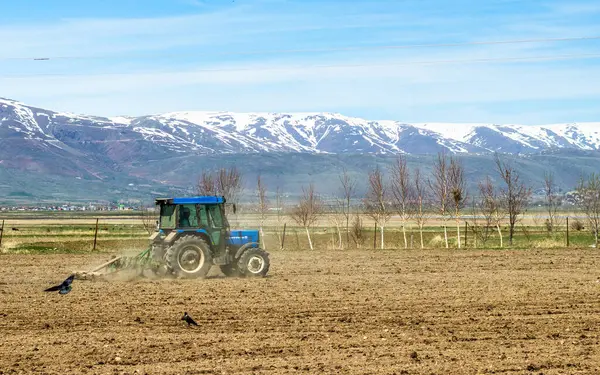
44;274;75;295
182;312;198;326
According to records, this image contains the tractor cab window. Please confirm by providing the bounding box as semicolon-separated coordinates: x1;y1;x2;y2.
195;204;209;227
178;204;197;227
207;205;223;228
160;204;176;229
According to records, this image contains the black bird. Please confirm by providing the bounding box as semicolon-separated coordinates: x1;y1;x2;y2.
182;312;198;326
44;274;74;295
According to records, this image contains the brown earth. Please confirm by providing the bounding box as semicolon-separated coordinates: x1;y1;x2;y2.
1;249;600;374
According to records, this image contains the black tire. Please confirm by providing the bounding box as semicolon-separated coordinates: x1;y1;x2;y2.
165;236;213;279
237;248;270;277
219;263;241;277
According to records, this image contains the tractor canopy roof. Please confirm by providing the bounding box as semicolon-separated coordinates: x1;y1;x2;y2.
155;196;226;205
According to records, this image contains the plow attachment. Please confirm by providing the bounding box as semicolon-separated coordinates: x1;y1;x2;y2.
74;247;164;280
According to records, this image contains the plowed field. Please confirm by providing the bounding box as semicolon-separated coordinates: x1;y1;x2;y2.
1;249;600;374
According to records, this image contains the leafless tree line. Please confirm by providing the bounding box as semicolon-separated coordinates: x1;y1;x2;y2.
190;155;600;250
543;171;562;233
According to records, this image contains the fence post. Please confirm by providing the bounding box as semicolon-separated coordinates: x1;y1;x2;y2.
566;217;569;247
464;221;468;248
0;220;4;249
373;222;377;250
93;218;99;251
281;223;287;250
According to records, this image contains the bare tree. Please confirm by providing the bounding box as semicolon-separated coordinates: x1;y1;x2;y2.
197;166;244;204
413;167;430;249
494;153;532;245
197;170;216;195
328;203;344;249
468;197;480;248
390;156;413;248
364;166;391;249
140;205;158;235
338;167;357;249
575;173;600;248
428;152;451;248
274;185;287;249
448;157;467;248
290;184;323;250
478;176;505;247
543;171;562;233
256;174;269;249
216;166;244;205
477;177;494;246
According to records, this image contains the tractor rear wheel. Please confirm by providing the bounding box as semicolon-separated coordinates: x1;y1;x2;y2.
219;263;241;277
237;248;270;277
165;236;212;279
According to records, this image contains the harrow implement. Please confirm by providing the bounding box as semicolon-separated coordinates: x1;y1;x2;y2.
74;246;163;280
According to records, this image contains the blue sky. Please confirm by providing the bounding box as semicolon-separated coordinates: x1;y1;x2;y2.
1;0;600;124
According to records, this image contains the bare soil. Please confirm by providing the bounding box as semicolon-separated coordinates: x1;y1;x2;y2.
1;249;600;374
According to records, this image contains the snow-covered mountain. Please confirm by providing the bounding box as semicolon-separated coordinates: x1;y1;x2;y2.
2;96;600;201
2;97;600;158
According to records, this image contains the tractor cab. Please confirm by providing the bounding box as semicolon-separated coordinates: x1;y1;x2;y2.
150;196;269;279
155;196;229;250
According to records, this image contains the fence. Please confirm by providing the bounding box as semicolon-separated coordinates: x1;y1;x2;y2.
0;214;596;253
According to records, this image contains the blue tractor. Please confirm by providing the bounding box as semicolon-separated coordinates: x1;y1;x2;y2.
149;196;270;278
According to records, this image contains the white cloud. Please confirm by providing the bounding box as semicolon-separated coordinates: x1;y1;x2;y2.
0;3;426;59
0;0;599;123
547;1;600;15
5;55;600;117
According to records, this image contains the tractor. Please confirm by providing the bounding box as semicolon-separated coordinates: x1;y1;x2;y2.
75;196;270;280
149;196;270;278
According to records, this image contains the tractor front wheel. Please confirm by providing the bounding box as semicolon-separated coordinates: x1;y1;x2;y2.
237;248;270;277
165;236;212;279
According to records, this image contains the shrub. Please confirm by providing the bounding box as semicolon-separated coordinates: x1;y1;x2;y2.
428;235;445;248
350;215;365;248
533;237;563;248
571;219;585;232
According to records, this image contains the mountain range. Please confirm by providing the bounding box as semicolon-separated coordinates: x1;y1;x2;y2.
1;96;599;202
2;97;600;156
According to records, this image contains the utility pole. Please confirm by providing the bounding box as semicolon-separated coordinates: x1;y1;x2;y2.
93;218;99;251
281;223;287;250
0;220;4;249
566;217;570;247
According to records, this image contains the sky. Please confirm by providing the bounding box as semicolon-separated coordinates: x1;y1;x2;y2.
1;0;600;124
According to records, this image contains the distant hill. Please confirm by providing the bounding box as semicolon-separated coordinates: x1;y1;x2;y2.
0;97;599;203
